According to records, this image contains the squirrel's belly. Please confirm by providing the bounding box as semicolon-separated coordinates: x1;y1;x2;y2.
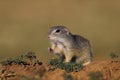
55;43;65;55
56;42;65;50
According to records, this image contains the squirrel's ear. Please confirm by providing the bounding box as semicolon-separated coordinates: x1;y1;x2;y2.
66;31;70;35
64;28;70;35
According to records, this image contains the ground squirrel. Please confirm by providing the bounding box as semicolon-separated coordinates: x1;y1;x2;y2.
48;26;93;66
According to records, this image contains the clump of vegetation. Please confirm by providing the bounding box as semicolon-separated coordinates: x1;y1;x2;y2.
49;58;83;72
88;71;104;80
109;52;118;59
62;72;73;80
0;52;42;66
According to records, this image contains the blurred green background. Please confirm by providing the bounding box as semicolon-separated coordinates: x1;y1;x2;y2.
0;0;120;62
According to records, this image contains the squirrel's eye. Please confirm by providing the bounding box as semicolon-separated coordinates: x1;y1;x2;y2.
55;29;61;33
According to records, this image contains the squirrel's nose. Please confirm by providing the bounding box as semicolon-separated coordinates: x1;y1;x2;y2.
48;35;50;39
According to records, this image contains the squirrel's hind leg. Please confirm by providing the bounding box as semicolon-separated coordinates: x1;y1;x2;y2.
76;56;92;66
64;52;74;62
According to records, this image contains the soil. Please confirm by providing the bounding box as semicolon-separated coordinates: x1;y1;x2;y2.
0;60;120;80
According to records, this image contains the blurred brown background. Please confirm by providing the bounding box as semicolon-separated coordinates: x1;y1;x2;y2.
0;0;120;62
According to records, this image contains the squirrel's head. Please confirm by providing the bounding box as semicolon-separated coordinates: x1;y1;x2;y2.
48;25;71;42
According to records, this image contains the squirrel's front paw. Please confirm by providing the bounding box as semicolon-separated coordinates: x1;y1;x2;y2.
48;47;53;53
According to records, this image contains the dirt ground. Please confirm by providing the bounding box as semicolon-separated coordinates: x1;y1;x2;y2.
0;59;120;80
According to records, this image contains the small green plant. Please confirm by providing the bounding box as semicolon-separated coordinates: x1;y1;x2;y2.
62;72;73;80
0;57;28;66
109;52;118;59
0;52;42;66
49;58;63;66
88;71;104;80
49;58;83;72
